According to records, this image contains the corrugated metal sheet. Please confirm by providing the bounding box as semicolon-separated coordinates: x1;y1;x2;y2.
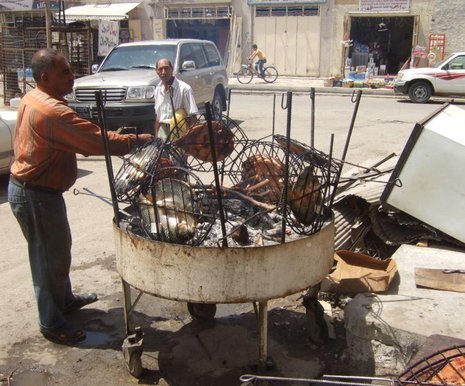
333;195;369;250
335;155;399;204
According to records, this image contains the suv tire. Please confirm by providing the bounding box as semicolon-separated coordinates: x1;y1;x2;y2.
408;81;432;103
211;90;224;121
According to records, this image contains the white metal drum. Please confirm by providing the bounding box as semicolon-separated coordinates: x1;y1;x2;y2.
114;219;334;304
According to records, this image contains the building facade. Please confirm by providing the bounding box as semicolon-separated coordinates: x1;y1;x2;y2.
2;0;464;81
143;0;464;77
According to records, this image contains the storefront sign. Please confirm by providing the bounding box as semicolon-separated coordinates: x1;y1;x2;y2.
359;0;409;12
0;0;60;11
98;20;119;57
248;0;326;4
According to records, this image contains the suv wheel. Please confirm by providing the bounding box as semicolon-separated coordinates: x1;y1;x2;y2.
211;90;224;120
408;81;432;103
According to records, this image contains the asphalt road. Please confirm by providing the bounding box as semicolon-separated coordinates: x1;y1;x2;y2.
0;93;461;385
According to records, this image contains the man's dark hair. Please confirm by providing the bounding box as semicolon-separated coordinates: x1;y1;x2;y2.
31;48;59;82
252;44;258;49
156;58;173;69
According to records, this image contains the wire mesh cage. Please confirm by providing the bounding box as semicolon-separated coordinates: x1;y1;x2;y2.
273;134;343;235
137;170;215;246
113;137;188;202
396;345;465;385
227;140;303;206
166;113;249;173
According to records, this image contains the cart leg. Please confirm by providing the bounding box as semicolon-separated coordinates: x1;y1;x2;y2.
122;278;135;335
122;326;144;378
257;300;274;370
121;279;144;378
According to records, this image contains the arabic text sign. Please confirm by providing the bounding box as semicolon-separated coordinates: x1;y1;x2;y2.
98;20;119;57
0;0;60;11
359;0;409;12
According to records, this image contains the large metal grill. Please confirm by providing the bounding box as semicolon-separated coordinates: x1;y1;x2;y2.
113;109;340;247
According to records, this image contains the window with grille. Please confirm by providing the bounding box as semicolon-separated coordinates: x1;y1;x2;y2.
255;5;319;17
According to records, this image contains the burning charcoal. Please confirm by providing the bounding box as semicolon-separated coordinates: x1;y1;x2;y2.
223;199;255;220
173;121;234;162
289;166;323;225
257;212;277;230
240;154;285;204
231;224;249;245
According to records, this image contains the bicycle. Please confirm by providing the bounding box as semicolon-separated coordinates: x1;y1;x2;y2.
236;60;278;84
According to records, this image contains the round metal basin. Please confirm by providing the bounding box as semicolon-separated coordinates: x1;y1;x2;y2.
114;219;334;303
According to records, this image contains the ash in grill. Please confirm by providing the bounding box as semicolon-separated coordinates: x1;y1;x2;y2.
114;113;341;247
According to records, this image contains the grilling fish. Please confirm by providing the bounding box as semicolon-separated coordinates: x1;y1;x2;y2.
173;121;234;162
289;166;323;225
114;142;159;197
139;179;197;243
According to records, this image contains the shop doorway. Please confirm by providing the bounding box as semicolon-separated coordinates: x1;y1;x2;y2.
166;19;230;60
349;16;415;75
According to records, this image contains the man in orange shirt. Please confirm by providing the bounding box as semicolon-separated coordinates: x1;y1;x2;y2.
8;48;153;345
248;43;267;79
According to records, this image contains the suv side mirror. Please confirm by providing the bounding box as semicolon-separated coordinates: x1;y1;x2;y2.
91;64;99;74
181;60;196;71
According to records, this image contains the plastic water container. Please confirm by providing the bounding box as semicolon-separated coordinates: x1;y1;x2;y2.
26;67;33;81
10;97;21;109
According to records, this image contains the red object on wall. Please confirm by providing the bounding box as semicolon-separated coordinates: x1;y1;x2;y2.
428;34;446;66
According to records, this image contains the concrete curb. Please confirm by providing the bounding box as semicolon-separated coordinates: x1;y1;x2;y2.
228;83;396;96
227;76;397;96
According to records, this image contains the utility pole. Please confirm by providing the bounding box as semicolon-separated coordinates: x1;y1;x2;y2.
45;0;52;48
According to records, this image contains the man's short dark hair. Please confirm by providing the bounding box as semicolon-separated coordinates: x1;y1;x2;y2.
156;58;173;69
31;48;59;82
252;44;258;49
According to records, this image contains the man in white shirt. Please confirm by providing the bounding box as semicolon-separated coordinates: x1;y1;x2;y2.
153;58;198;139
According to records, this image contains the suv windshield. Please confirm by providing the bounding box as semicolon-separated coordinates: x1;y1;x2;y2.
100;45;177;71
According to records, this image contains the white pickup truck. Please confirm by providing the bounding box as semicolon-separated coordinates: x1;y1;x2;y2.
394;52;465;103
0;109;17;175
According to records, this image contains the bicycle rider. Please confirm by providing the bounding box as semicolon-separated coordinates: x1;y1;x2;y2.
248;44;266;78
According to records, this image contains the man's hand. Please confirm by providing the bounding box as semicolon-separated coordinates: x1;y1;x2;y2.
137;133;154;144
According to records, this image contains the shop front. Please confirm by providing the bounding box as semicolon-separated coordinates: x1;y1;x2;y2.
248;0;326;77
345;14;416;76
163;4;232;61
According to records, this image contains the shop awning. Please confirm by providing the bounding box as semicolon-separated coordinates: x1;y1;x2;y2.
63;2;141;22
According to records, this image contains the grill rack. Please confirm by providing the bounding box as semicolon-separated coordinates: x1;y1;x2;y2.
273;135;343;235
240;345;465;385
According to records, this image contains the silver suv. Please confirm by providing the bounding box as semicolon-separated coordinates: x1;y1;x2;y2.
66;39;228;132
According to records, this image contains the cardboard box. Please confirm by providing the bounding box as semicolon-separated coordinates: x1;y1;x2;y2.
320;250;398;294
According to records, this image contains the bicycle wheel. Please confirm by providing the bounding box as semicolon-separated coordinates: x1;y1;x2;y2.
263;66;278;83
236;66;253;84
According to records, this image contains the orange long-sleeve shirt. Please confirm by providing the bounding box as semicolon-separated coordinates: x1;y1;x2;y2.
10;87;139;192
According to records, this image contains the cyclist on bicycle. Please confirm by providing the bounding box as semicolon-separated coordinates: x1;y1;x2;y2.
248;44;266;79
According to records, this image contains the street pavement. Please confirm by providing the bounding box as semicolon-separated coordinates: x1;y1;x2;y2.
1;79;464;385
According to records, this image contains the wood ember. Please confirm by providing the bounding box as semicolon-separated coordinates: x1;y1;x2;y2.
238;154;285;204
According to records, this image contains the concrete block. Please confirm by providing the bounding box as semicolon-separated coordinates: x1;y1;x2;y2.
344;245;465;376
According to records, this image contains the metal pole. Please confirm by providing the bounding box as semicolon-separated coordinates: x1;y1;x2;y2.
95;91;121;226
281;91;292;244
205;102;228;248
272;94;276;136
341;90;362;163
44;0;52;48
310;88;315;147
258;300;268;369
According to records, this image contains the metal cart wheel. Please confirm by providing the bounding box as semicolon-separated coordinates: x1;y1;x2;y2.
187;302;217;321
